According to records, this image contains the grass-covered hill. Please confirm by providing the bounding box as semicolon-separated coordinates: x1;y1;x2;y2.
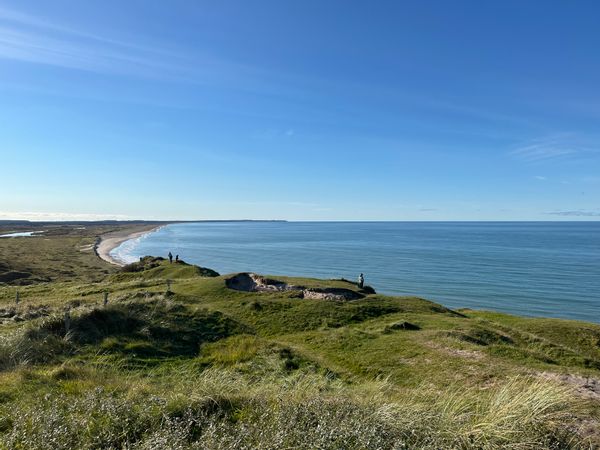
0;228;599;449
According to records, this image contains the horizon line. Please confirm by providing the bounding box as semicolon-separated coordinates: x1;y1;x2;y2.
2;219;600;224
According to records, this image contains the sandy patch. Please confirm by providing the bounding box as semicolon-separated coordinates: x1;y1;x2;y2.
424;341;485;360
539;372;600;401
225;273;364;300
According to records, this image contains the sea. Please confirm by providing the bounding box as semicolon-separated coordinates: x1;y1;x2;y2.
111;221;600;323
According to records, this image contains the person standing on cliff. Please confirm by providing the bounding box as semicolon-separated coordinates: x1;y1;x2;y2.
168;252;173;263
358;273;364;289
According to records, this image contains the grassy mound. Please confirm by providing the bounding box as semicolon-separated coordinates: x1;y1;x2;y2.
111;256;219;282
0;246;599;447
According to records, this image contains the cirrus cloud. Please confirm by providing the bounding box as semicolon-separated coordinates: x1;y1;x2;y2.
546;209;600;217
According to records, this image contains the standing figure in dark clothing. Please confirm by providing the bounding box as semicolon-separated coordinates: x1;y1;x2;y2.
168;252;173;263
358;273;364;289
175;254;179;263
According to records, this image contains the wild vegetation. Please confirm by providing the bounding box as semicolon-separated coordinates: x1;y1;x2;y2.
0;226;598;448
0;223;133;284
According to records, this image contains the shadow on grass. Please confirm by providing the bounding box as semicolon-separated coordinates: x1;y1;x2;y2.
5;298;252;366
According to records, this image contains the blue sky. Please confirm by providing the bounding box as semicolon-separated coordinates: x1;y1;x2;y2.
1;0;599;221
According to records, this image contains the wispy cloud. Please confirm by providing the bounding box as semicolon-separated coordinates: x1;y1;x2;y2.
0;10;165;76
0;5;160;54
510;134;600;163
0;5;256;83
546;209;600;217
251;128;296;140
510;137;577;162
230;201;322;208
0;211;133;221
534;175;547;180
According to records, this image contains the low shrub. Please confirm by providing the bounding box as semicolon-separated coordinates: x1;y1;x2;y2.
121;256;165;273
0;321;72;370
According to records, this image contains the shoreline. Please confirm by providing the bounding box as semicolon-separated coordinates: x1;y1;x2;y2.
96;224;166;266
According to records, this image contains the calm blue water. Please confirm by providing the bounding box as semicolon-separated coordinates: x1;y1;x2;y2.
112;222;600;322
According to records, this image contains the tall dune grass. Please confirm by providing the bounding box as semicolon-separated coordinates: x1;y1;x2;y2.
0;317;71;370
0;366;583;449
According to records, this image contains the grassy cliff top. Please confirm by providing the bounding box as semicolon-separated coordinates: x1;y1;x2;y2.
0;226;598;448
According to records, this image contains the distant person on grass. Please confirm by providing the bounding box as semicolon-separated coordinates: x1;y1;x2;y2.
175;254;179;263
358;273;364;289
168;252;173;263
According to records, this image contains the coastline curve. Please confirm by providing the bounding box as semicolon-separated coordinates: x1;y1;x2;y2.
96;225;165;266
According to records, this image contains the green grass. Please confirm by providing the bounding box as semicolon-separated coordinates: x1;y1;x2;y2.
0;228;599;448
0;223;139;284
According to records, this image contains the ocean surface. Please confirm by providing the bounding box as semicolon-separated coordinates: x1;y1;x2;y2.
111;222;600;323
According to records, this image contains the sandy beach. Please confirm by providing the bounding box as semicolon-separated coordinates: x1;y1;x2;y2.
96;224;164;266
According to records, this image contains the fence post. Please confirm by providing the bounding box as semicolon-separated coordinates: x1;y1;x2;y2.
15;290;19;305
103;292;109;306
166;279;172;293
64;309;71;334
